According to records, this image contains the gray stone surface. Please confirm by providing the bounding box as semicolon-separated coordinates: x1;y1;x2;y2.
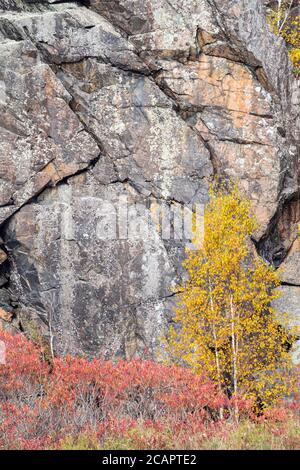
4;174;178;357
0;0;298;358
273;285;300;364
273;236;300;366
280;239;300;286
0;38;99;224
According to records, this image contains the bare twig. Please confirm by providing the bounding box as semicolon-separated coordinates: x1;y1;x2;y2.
278;0;294;33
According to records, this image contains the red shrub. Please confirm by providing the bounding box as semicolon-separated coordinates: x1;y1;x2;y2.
0;329;49;400
0;328;298;450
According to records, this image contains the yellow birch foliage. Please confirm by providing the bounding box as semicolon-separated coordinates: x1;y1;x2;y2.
168;184;298;409
267;2;300;75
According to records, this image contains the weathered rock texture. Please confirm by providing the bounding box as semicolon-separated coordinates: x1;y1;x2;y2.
0;0;299;359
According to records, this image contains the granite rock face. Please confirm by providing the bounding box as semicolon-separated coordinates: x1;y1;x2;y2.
0;0;299;358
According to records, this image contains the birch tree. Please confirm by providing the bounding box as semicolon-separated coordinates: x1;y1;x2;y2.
168;184;298;418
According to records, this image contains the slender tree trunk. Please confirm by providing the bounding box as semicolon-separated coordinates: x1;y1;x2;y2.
230;294;238;422
212;323;224;420
277;0;282;29
209;276;224;420
278;0;294;33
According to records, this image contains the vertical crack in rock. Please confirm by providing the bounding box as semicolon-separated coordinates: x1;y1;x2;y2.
56;183;77;355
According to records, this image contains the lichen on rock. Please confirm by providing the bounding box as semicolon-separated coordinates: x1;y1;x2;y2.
0;0;299;358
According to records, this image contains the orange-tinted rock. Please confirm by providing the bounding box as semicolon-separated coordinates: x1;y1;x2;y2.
0;249;7;264
0;307;12;322
0;0;298;357
0;40;99;224
157;56;272;115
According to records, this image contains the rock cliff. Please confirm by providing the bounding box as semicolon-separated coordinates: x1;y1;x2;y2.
0;0;299;359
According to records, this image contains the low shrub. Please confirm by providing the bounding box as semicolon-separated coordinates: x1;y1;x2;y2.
0;329;299;450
